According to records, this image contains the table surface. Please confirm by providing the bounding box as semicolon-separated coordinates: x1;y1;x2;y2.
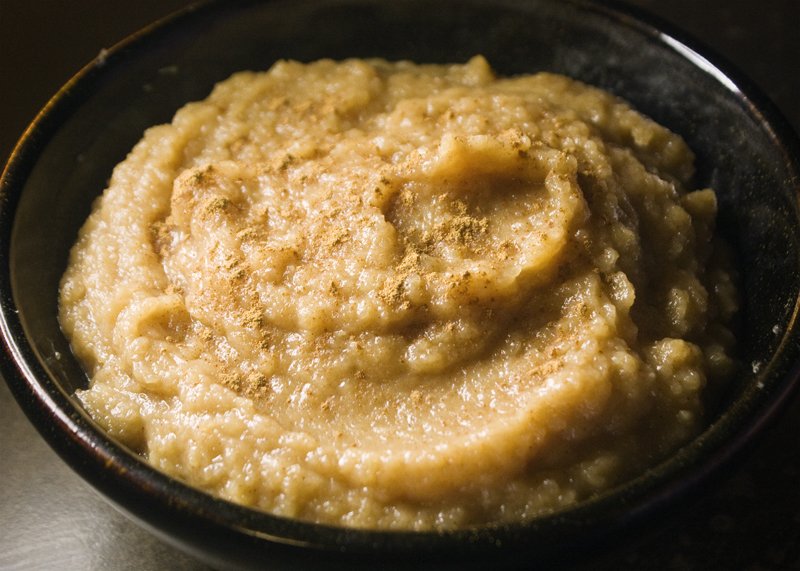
1;1;799;569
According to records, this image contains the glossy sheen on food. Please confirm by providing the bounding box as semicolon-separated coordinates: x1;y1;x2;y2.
59;57;737;530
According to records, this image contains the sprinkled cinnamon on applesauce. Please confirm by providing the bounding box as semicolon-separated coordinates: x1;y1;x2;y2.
59;56;737;530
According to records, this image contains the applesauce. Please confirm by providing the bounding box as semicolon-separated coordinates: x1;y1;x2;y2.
59;56;737;530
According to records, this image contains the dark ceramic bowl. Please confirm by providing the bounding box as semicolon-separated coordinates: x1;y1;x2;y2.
2;0;799;569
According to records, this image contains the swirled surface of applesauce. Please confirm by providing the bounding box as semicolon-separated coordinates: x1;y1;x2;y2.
59;56;737;530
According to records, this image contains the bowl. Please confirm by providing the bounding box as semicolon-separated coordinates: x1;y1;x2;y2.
1;0;799;568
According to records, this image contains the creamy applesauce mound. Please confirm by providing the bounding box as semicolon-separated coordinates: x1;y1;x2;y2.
59;56;737;530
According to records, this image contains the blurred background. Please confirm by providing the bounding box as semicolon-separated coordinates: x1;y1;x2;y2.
1;1;799;569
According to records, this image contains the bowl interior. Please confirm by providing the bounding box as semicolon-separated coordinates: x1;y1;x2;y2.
3;0;800;566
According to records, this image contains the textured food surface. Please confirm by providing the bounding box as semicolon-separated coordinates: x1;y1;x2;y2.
59;56;737;530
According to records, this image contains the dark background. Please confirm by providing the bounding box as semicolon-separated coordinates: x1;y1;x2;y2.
1;1;799;569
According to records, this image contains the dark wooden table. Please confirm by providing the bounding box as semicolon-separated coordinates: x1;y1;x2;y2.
2;1;798;569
